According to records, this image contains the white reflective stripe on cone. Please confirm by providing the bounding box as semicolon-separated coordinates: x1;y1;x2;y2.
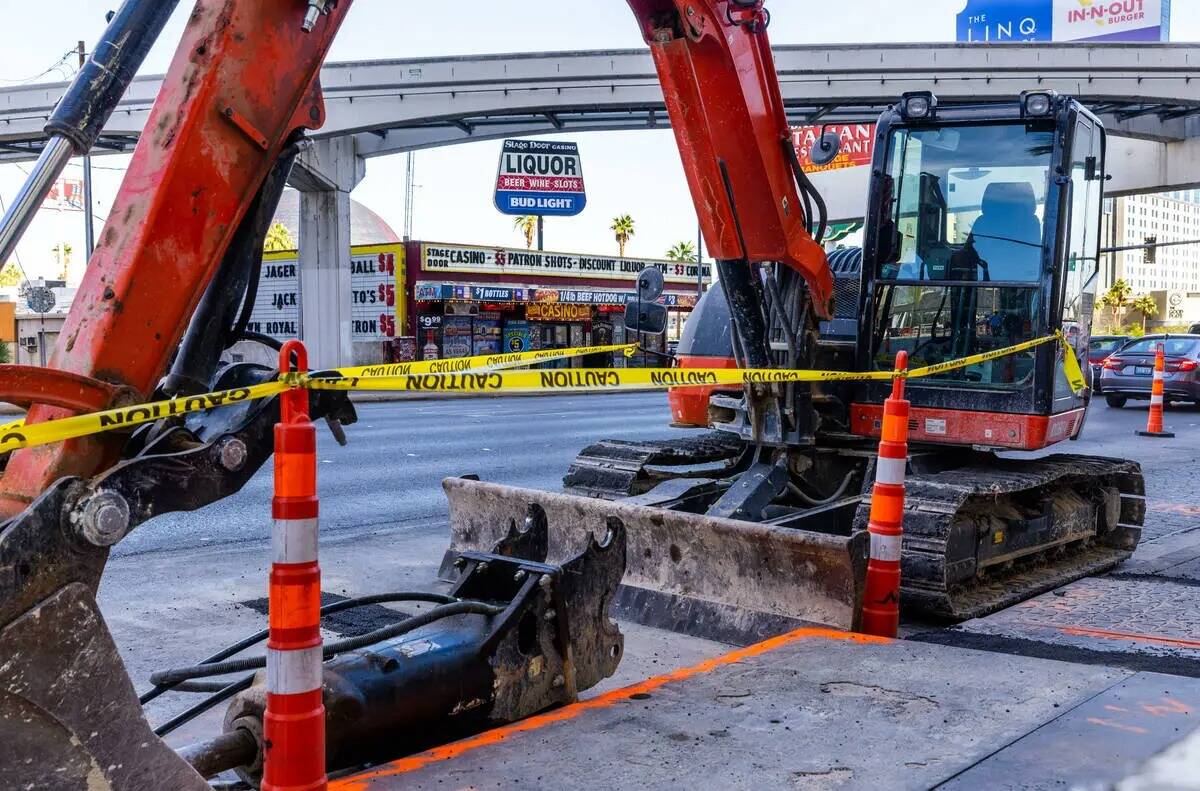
1151;394;1164;406
272;518;319;565
875;456;907;486
869;532;903;562
266;646;324;695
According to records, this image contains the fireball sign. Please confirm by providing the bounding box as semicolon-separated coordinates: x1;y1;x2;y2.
494;139;587;217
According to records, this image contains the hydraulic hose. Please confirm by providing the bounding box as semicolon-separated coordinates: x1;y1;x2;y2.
787;469;856;507
139;591;459;705
150;601;504;687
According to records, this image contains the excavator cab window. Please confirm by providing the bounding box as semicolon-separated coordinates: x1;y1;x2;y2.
869;119;1058;387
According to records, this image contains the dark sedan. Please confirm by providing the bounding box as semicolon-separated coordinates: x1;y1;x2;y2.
1087;335;1128;394
1100;334;1200;408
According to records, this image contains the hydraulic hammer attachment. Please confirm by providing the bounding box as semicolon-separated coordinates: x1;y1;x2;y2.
180;512;625;783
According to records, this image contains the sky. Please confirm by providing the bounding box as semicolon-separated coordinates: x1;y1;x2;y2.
3;1;1200;280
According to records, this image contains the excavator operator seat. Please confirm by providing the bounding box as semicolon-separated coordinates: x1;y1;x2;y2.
969;181;1043;281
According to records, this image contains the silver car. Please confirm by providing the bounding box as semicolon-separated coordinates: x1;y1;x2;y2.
1099;334;1200;408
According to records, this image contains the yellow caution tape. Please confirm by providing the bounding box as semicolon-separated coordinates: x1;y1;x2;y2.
0;333;1089;454
0;381;288;454
309;334;1077;394
331;342;638;379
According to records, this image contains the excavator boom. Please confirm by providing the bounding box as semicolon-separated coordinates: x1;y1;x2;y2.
627;0;832;316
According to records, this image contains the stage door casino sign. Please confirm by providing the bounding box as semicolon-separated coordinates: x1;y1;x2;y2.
494;139;587;217
247;243;405;342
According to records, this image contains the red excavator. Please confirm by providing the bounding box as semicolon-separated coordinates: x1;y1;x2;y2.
0;1;1142;787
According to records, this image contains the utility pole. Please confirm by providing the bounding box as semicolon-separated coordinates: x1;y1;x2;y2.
79;41;95;260
403;152;415;240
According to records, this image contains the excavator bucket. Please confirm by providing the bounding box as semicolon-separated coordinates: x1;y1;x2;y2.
443;477;867;644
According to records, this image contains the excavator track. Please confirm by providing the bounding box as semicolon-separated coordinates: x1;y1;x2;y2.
564;433;745;499
891;453;1145;620
559;437;1145;623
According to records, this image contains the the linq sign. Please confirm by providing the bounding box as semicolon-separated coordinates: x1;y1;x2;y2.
956;0;1170;43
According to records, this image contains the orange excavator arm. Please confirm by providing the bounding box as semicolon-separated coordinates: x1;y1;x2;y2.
627;0;833;320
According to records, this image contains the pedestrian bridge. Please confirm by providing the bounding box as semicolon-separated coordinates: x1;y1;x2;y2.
3;42;1200;366
3;42;1199;220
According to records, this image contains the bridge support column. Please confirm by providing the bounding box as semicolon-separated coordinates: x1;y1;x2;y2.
289;137;365;369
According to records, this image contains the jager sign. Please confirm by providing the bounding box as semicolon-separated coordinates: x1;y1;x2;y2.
494;139;587;217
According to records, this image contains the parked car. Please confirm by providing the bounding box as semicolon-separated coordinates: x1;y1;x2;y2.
1099;334;1200;407
1086;335;1128;394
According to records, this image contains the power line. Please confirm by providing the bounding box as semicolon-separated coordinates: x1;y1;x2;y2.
0;48;84;86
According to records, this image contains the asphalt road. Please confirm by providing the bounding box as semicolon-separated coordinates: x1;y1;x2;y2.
115;391;691;558
114;390;1200;558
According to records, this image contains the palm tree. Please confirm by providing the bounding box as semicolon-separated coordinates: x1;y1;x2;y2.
0;264;21;288
1131;293;1158;332
1097;278;1132;330
611;214;636;257
665;241;697;262
512;215;538;249
264;222;297;252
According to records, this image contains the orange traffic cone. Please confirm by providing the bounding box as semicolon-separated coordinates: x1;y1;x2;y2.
1136;342;1175;439
861;351;910;639
263;340;326;791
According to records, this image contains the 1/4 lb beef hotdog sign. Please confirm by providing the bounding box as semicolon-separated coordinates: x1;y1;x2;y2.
494;139;587;217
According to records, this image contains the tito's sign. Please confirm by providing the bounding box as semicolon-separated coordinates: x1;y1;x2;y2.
494;139;587;217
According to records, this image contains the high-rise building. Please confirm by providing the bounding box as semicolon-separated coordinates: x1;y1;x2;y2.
1101;192;1200;329
1110;193;1200;293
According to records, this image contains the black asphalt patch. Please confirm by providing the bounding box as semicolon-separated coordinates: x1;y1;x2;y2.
238;592;413;637
911;629;1200;679
913;575;1200;678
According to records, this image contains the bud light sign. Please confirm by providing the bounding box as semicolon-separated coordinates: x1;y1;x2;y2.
494;139;587;217
956;0;1169;43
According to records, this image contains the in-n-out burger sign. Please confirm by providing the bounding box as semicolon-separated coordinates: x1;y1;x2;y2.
421;243;710;285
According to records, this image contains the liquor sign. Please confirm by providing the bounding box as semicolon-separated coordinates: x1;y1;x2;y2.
494;139;587;217
791;124;876;173
421;243;711;285
956;0;1169;43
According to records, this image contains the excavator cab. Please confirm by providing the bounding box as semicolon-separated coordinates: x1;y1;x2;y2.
853;91;1104;450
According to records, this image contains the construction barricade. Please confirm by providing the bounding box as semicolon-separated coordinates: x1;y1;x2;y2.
1136;342;1175;439
860;351;910;638
263;340;326;791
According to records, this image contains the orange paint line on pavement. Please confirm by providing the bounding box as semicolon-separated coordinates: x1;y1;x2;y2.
1056;624;1200;650
329;627;888;790
1148;502;1200;517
